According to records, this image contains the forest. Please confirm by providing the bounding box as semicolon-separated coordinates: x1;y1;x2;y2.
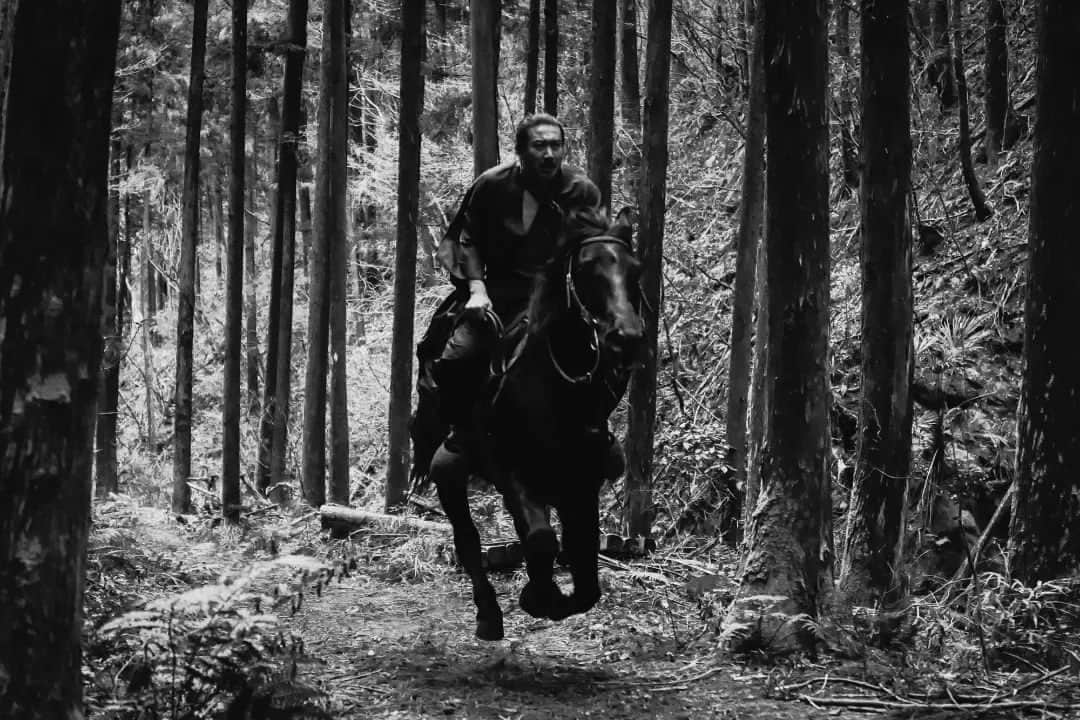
1;0;1079;717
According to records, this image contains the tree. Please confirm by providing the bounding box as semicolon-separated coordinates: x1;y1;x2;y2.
471;0;500;175
619;0;641;203
837;0;913;606
724;0;832;652
1008;0;1080;584
266;0;309;498
245;118;260;416
0;0;17;172
624;0;672;540
726;0;765;533
172;0;210;515
984;0;1008;163
949;0;992;221
222;0;247;523
525;0;540;114
96;136;125;498
543;0;559;115
327;0;351;505
386;0;425;509
588;0;616;210
0;0;121;713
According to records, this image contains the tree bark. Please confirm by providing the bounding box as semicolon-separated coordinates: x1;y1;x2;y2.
837;0;913;607
619;0;641;202
588;0;616;211
245;116;260;417
949;0;992;221
525;0;540;114
96;136;123;498
258;97;284;492
624;0;672;540
328;0;351;506
386;0;425;510
0;1;120;713
726;0;765;537
0;0;18;179
836;0;859;190
724;0;832;653
222;0;247;523
172;0;209;516
1008;0;1080;584
543;0;559;115
471;0;500;175
984;0;1008;163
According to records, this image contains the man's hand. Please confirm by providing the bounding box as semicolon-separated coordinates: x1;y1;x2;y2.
465;279;492;314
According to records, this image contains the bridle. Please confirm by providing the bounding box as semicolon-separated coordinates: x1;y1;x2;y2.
548;234;635;385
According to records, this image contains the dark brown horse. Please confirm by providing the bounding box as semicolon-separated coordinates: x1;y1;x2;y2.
410;209;644;640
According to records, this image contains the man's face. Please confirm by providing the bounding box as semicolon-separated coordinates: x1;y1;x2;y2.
519;123;565;184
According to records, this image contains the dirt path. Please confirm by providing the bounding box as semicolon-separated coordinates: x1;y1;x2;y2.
287;559;871;719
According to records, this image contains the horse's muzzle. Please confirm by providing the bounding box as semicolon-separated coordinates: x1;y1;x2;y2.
604;325;646;369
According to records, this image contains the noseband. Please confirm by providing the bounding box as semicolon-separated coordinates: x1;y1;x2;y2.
548;234;635;385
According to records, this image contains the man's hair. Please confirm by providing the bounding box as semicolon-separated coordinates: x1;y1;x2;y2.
514;113;565;154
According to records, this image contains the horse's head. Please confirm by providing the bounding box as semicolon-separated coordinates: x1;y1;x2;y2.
561;207;645;372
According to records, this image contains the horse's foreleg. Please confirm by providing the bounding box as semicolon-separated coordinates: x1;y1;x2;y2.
499;472;569;620
430;444;503;641
558;488;602;616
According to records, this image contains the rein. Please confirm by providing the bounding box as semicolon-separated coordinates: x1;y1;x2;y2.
547;234;633;385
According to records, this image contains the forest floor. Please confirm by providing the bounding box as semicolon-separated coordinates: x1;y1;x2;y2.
86;499;1080;720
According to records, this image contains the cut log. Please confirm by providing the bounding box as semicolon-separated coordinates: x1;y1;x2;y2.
319;503;453;538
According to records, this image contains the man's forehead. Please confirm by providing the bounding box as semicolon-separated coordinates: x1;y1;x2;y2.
527;123;563;142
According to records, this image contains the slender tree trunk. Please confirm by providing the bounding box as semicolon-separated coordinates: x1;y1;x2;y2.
836;0;859;190
624;0;672;540
386;0;425;509
734;0;748;94
245;121;260;417
984;0;1008;163
837;0;914;607
950;0;992;220
222;0;247;523
0;1;120;714
619;0;641;202
726;0;765;536
172;0;209;515
724;0;832;652
588;0;616;210
302;186;327;503
0;0;18;178
525;0;540;114
96;137;123;498
543;0;559;115
1009;0;1080;584
744;234;768;529
328;0;351;505
212;176;226;282
471;0;500;175
258;96;283;492
141;187;156;449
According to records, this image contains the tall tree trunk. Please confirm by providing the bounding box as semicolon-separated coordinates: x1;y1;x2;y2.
222;0;247;523
328;0;351;505
172;0;209;516
525;0;540;114
734;0;748;94
619;0;641;202
386;0;425;510
212;176;226;282
744;234;768;529
726;0;765;538
624;0;672;540
96;137;124;498
836;0;859;190
588;0;616;210
0;1;120;714
724;0;832;653
471;0;500;175
141;187;156;448
258;97;284;492
265;3;308;497
245;118;260;417
0;0;18;177
984;0;1008;163
1008;0;1080;584
949;0;992;221
543;0;559;115
837;0;913;607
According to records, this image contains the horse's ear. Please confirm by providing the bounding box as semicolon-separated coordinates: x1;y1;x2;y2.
610;206;636;247
613;206;636;228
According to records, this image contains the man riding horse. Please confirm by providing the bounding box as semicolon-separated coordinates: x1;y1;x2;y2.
430;113;623;477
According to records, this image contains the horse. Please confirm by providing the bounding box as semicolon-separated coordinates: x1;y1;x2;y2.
409;208;644;641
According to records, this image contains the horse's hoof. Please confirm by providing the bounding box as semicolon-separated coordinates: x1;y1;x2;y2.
476;614;504;641
524;527;559;558
519;581;561;619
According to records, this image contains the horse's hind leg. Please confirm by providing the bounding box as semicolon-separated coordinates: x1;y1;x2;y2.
429;443;503;640
500;472;571;620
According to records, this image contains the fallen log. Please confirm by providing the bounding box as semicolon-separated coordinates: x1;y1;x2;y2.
319;503;453;538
